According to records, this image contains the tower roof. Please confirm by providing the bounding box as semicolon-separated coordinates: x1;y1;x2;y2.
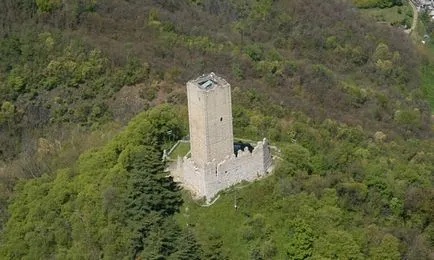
189;72;229;90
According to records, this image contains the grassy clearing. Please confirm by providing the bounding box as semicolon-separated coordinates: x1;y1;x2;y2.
417;42;434;112
177;177;280;259
421;59;434;110
169;142;190;159
409;8;434;111
360;4;413;27
414;19;427;42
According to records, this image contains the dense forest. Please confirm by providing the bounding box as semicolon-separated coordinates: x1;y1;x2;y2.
0;0;433;259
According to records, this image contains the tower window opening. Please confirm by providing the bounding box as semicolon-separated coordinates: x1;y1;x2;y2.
220;117;223;121
199;79;216;89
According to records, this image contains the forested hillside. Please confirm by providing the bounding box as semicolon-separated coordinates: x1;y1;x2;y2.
0;105;204;259
0;0;433;259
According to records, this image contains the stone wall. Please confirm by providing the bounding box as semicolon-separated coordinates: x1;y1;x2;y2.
182;157;206;196
180;139;272;201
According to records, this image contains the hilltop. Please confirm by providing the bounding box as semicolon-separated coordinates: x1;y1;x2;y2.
0;0;433;259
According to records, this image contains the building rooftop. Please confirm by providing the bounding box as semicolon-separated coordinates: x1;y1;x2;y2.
189;72;228;90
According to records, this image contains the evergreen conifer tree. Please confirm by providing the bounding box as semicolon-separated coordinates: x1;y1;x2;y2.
123;145;183;257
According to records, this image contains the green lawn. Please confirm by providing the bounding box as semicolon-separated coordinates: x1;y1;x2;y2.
421;61;434;110
405;6;434;112
360;4;413;27
169;141;190;159
177;177;281;259
417;42;434;112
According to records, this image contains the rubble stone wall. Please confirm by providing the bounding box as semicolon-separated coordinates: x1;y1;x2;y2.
181;139;272;201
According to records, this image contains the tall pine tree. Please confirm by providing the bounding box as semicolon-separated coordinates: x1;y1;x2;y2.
122;145;186;258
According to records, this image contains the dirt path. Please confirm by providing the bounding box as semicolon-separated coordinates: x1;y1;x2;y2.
409;0;418;34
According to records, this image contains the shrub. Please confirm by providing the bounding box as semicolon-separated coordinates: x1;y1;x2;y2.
36;0;61;12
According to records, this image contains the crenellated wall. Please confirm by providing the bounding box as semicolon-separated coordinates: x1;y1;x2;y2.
180;139;272;201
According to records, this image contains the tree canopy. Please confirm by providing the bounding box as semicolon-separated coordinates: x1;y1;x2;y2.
0;0;432;259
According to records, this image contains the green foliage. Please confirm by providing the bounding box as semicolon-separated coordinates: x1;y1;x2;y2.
286;218;314;259
394;108;421;127
178;109;433;259
354;0;402;9
122;57;150;86
369;234;401;260
123;144;182;257
336;182;368;210
42;48;108;90
277;144;312;176
249;0;273;21
420;61;434;109
0;105;197;259
6;68;26;93
169;228;203;260
123;145;181;216
0;101;15;123
357;1;413;29
36;0;61;12
0;0;432;259
0;0;428;163
73;0;97;14
244;44;264;62
187;0;203;6
312;230;363;259
231;62;244;80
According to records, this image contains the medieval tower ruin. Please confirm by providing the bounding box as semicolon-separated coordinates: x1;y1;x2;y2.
187;72;234;169
176;72;272;201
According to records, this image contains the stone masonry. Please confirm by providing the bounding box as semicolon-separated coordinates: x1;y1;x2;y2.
175;73;272;202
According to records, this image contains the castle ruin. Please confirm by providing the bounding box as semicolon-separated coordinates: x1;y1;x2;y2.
174;73;272;202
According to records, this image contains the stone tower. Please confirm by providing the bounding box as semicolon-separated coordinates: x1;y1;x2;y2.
186;72;234;168
179;72;272;202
